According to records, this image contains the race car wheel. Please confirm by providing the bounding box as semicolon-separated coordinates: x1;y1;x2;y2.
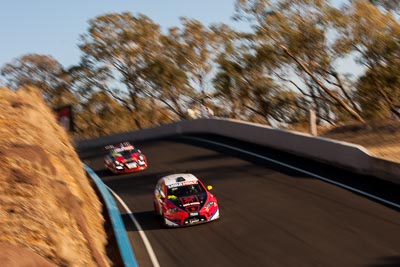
153;202;160;216
160;210;168;227
110;165;118;174
162;216;169;228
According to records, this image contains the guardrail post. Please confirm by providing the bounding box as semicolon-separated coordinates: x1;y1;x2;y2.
309;109;317;136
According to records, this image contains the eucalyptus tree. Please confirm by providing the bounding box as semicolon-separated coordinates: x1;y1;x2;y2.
68;58;111;102
137;24;202;119
151;18;221;114
234;0;365;123
212;25;306;124
355;64;400;120
141;53;192;119
140;18;219;119
213;50;249;120
179;18;219;94
0;54;75;107
76;91;132;138
212;25;253;120
79;12;163;128
334;0;400;119
369;0;400;13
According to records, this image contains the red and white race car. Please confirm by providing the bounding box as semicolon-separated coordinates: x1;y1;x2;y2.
153;173;220;227
104;142;148;174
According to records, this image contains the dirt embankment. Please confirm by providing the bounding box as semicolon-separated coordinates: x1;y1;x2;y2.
0;86;110;266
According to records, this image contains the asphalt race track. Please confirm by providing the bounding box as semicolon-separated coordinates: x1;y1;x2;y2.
79;135;400;267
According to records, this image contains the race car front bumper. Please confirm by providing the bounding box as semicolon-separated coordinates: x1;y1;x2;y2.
107;162;148;173
164;208;220;227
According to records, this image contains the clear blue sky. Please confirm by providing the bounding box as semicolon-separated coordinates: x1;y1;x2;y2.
0;0;244;68
0;0;362;80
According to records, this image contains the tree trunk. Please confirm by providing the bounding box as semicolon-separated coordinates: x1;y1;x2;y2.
281;44;365;123
265;31;366;123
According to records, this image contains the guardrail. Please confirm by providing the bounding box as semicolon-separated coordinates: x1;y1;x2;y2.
77;118;400;185
84;164;138;267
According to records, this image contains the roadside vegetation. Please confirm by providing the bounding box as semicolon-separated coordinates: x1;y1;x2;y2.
1;1;399;150
322;120;400;163
0;87;110;266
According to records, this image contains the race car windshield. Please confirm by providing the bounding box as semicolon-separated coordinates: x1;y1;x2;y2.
118;149;139;157
168;184;205;197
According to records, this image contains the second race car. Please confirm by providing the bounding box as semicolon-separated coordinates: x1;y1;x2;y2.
104;142;148;174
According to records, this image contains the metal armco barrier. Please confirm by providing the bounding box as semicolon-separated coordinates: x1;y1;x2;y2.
84;164;138;267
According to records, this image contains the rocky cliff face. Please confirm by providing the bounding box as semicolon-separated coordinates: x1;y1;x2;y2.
0;86;110;266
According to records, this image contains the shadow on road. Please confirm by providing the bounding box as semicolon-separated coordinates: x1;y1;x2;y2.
122;211;164;231
366;256;400;267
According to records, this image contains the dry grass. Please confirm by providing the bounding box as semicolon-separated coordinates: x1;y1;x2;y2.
1;84;397;265
287;120;400;162
0;86;110;266
321;120;400;163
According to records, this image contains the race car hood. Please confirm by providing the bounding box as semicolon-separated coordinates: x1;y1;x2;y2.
169;193;208;212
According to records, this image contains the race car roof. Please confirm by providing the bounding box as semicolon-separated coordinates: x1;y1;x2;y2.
105;142;134;152
112;145;134;152
162;173;199;187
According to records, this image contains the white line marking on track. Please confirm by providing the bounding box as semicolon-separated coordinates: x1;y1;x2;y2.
185;136;400;209
107;186;161;267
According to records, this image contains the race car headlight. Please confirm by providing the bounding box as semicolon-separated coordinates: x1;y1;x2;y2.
114;160;122;166
167;207;180;213
204;201;215;209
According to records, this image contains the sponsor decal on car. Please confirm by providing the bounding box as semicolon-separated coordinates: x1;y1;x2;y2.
167;180;197;188
126;162;137;169
113;145;134;152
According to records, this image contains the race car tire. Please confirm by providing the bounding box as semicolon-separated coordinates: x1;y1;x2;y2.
160;210;168;227
162;217;169;228
153;202;160;216
111;165;118;174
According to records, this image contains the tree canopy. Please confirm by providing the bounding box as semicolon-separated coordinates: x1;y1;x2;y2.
1;3;399;138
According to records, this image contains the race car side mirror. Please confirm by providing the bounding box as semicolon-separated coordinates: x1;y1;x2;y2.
207;185;213;191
